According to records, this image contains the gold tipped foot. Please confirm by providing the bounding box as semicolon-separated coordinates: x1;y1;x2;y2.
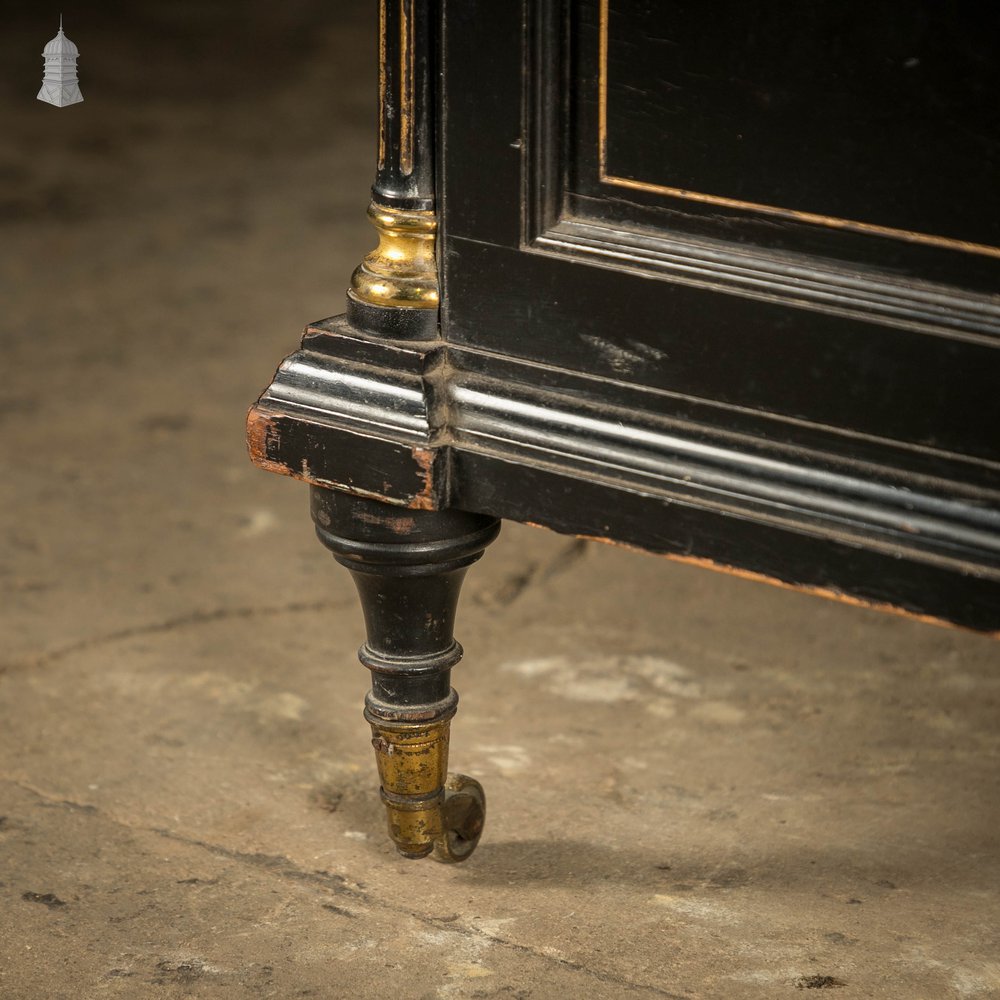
368;712;486;863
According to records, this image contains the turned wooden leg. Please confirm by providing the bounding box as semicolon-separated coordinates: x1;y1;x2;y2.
311;486;500;863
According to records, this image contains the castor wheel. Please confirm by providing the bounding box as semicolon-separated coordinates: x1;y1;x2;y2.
433;774;486;864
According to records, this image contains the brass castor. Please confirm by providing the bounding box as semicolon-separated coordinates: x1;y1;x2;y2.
367;712;486;863
433;773;487;864
365;716;486;864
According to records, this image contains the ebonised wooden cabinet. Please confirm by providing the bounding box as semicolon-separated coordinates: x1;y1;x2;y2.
249;1;1000;861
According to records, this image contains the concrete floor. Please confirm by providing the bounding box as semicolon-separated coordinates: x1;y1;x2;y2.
2;5;999;998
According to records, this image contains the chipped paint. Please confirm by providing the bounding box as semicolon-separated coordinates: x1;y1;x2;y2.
245;407;283;473
357;509;417;534
411;445;441;510
579;334;653;374
246;406;436;509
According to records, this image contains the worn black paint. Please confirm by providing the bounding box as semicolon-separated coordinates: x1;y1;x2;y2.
444;239;1000;464
601;2;1000;250
435;0;1000;631
568;2;1000;292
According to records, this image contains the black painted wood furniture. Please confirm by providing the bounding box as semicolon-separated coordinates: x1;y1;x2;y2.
248;1;1000;861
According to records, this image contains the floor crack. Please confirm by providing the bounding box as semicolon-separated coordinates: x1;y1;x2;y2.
152;827;365;899
0;598;354;676
476;538;589;608
406;914;689;998
1;778;684;996
0;776;100;814
0;779;366;900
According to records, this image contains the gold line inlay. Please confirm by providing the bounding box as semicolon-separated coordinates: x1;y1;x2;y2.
378;0;386;170
596;0;1000;260
399;0;414;176
598;0;609;175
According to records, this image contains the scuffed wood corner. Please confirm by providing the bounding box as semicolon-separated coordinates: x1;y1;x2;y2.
245;405;288;478
246;401;448;511
410;446;441;511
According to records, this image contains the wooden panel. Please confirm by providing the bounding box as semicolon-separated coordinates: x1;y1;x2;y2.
431;0;1000;630
598;1;1000;254
441;0;1000;465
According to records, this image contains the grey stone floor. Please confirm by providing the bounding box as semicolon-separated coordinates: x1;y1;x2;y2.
1;5;998;998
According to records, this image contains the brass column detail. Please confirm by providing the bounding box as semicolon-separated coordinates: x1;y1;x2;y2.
350;203;438;310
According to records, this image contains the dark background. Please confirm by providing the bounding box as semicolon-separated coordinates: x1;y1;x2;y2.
0;1;376;659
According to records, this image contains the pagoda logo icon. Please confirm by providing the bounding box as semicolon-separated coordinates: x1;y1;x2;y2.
38;16;83;108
